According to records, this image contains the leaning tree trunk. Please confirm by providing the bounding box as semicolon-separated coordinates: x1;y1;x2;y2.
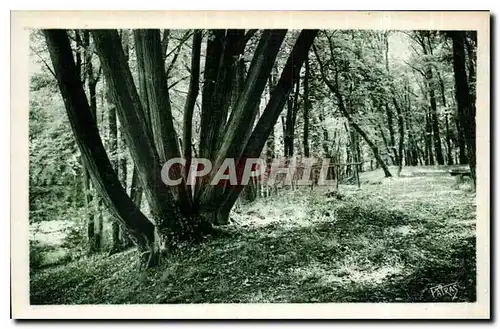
313;44;392;178
198;30;289;223
450;31;476;186
216;30;319;218
44;29;158;268
93;29;209;245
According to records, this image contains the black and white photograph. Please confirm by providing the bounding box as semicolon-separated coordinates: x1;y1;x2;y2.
10;10;490;319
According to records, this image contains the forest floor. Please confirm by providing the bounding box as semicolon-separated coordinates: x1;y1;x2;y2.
30;166;477;304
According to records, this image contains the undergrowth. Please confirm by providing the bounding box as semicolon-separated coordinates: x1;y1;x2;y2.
30;172;476;304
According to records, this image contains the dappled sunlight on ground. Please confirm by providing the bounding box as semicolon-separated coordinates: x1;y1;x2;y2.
30;169;477;304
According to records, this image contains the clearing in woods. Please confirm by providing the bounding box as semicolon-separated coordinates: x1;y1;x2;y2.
30;166;476;304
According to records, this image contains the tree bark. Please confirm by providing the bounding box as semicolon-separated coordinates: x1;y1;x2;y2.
424;108;434;165
92;30;209;246
105;83;122;255
81;30;101;253
392;97;405;175
378;123;394;165
303;55;311;158
450;31;476;186
134;30;193;211
182;30;202;198
198;30;287;210
44;29;158;268
218;30;319;216
385;104;398;165
455;116;468;164
422;34;444;165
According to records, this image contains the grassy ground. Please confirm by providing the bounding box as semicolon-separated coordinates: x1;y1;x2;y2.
30;167;476;304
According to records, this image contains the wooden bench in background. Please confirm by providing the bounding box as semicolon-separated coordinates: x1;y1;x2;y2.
449;168;471;184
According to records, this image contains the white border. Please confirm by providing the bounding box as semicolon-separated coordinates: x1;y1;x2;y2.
10;10;490;320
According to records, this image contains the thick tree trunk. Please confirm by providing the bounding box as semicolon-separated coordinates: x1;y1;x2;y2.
450;31;476;186
198;30;288;209
464;32;477;106
92;30;209;248
217;30;319;216
134;30;193;211
130;166;143;207
44;29;158;268
199;30;246;163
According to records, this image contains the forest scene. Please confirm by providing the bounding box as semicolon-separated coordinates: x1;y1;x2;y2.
29;28;477;304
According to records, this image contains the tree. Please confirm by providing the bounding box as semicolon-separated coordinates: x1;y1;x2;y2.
303;54;311;158
44;28;318;268
312;32;392;178
449;31;476;186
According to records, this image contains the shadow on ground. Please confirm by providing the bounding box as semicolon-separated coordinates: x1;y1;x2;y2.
30;174;476;304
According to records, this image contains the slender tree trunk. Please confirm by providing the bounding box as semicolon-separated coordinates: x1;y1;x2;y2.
81;30;100;253
319;107;335;180
105;77;123;255
379;123;395;165
284;78;299;157
313;44;391;177
392;98;405;175
428;81;444;165
444;113;453;165
303;54;310;158
266;73;276;161
425;109;434;165
455;117;468;164
182;30;202;198
385;104;398;165
420;35;444;166
450;31;476;186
